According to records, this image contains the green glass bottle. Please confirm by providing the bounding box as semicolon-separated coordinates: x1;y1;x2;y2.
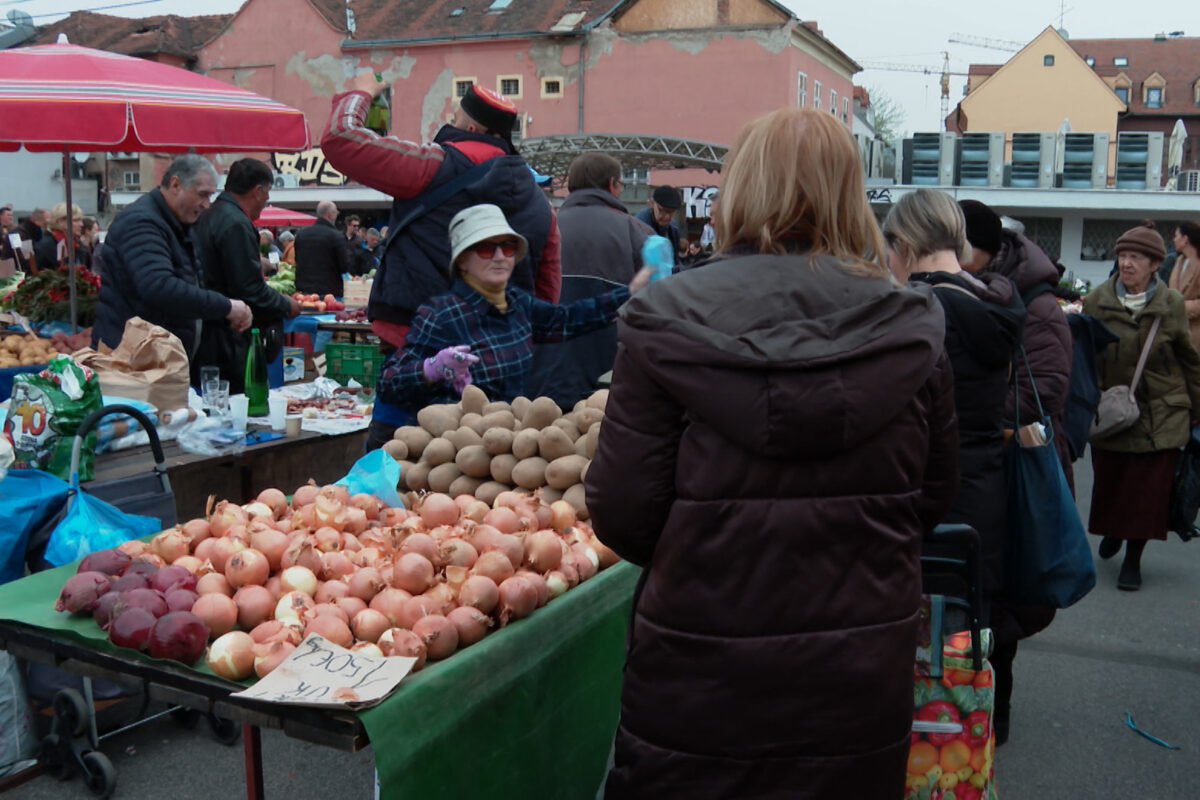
364;73;391;136
245;328;269;417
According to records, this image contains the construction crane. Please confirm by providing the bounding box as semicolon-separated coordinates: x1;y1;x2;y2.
858;52;970;128
947;33;1024;52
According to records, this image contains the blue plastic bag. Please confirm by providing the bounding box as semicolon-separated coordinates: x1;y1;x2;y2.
641;235;675;281
335;448;405;508
43;475;161;567
0;469;71;584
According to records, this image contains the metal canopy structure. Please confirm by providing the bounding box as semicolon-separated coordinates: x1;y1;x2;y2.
519;133;727;185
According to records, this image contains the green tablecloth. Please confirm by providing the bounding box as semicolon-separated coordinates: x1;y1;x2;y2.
0;559;639;799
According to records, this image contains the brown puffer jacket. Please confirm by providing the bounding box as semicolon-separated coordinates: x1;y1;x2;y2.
586;253;959;799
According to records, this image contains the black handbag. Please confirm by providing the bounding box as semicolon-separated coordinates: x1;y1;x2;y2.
1168;426;1200;542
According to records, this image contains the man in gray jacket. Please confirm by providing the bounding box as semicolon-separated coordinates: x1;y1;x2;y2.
526;152;652;407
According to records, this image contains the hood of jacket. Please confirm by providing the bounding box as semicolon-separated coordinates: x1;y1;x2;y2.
618;253;945;459
560;187;629;214
988;230;1060;293
913;270;1023;370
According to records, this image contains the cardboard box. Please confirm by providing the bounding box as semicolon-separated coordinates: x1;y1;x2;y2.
343;278;372;309
282;346;305;383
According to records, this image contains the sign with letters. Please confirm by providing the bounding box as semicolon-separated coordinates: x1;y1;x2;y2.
270;148;348;187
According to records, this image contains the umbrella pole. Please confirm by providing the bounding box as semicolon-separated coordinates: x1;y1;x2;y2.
63;148;77;334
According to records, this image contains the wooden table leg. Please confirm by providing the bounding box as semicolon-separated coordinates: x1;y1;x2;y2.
243;723;265;800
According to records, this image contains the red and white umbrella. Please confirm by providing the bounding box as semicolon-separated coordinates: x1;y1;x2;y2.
253;206;317;228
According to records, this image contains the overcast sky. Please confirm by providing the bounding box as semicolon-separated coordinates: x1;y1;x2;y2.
11;0;1194;133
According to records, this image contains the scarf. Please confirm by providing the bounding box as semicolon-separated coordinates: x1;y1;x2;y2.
1116;277;1157;316
462;273;508;312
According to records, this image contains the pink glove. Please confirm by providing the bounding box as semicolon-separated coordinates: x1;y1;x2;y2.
423;345;479;391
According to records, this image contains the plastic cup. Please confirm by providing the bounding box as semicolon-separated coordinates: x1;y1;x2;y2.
268;396;287;431
229;393;249;433
285;414;302;437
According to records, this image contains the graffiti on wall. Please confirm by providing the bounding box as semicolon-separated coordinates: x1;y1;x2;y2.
270;148;348;186
679;186;718;219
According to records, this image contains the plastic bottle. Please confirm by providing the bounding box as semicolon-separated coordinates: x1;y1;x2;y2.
364;73;391;136
244;328;269;417
641;235;675;282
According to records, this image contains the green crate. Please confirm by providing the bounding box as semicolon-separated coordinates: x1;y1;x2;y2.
324;342;386;387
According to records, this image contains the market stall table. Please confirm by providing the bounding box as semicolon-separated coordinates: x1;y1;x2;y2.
0;559;638;799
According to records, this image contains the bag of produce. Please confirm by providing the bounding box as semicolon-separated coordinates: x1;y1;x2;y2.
43;473;160;567
3;355;102;481
73;317;189;414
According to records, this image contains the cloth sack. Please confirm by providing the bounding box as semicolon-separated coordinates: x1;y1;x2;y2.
1089;316;1160;441
74;317;190;413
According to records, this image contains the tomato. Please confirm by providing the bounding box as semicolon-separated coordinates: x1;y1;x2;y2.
943;667;976;686
907;741;939;776
969;746;989;774
947;632;972;651
939;739;972;773
972;669;993;689
957;785;984;800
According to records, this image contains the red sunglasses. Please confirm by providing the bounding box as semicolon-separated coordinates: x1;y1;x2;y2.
470;240;519;259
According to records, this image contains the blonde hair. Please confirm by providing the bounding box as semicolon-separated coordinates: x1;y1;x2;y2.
881;189;972;273
714;108;887;277
49;202;84;229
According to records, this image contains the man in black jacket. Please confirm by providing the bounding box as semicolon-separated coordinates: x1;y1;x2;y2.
93;154;251;359
193;158;301;390
294;200;349;297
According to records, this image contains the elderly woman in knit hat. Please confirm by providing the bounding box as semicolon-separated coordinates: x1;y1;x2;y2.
369;203;651;450
1082;223;1200;590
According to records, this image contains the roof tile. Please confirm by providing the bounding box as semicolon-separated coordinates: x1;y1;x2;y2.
31;11;233;59
344;0;615;44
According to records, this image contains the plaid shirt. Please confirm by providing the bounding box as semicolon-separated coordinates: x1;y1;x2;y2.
379;278;630;409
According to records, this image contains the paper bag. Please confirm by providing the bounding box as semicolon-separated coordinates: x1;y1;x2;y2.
73;317;189;412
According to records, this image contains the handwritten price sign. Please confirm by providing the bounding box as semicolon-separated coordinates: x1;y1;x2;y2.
232;634;416;709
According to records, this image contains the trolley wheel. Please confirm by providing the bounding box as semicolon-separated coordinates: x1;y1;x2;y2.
40;733;71;780
170;707;202;729
80;750;116;799
53;688;90;738
208;714;241;746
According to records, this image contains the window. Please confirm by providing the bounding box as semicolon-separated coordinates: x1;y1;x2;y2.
1115;86;1129;103
488;0;512;10
498;75;521;98
830;89;837;114
843;97;850;123
1113;56;1128;67
123;171;140;187
796;72;807;107
449;7;465;16
454;78;475;98
540;77;563;98
1086;56;1095;66
511;115;523;143
814;80;822;110
1146;86;1163;107
622;166;649;185
1043;54;1055;66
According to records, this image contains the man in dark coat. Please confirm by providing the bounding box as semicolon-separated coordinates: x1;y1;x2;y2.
193;158;300;391
634;185;682;262
293;200;349;298
586;253;958;798
93;155;252;359
526;152;652;408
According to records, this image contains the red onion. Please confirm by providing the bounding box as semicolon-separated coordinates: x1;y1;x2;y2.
77;548;130;577
379;628;427;670
151;565;197;594
92;591;123;629
497;577;537;626
234;585;275;629
350;608;391;643
470;551;515;584
457;575;500;614
108;607;156;650
125;560;160;577
418;493;459;528
115;588;169;618
305;614;353;648
164;588;198;613
192;593;238;637
208;631;256;680
147;611;209;664
196;572;233;597
447;606;492;647
523;530;562;572
411;614;458;660
347;567;385;602
392;553;436;594
131;553;166;568
253;641;295;677
110;573;152;593
368;588;412;626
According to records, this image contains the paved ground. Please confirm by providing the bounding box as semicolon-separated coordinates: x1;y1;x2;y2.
5;456;1198;799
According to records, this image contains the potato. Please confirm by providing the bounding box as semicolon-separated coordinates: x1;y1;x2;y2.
545;454;588;490
490;453;519;484
573;399;587;414
511;396;532;421
585;389;609;412
427;462;463;494
551;418;581;442
479;410;516;431
512;457;549;490
563;483;589;520
482;427;513;456
382;439;409;461
394;426;433;460
539;486;564;504
580;460;590;484
575;435;590;457
482;401;511;415
539;427;576;461
422;437;457;467
574;407;604;433
522;397;561;431
417;404;461;437
585;421;601;459
460;384;488;415
446;426;483;451
454;445;492;479
448;474;484;498
460;412;485;435
397;460;417;481
474;481;510;506
405;461;432;492
511;428;541;460
2;335;22;351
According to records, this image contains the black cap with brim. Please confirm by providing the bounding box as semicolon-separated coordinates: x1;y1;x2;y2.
461;86;517;150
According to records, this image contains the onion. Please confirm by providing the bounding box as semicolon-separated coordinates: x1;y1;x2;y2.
281;537;323;574
241;501;275;521
523;530;562;572
321;484;351;505
193;537;218;565
315;579;350;604
418;493;459;527
234;585;275;629
379;507;409;526
208;631;256;680
549;500;577;532
470;551;515;584
368;588;412;626
111;573;150;593
209;499;248;538
515;570;549;607
571;543;600;581
440;538;478;568
557;558;580;589
125;560;160;577
55;572;112;613
411;614;458;660
313;526;343;553
256;488;289;518
172;555;205;574
497;577;537;626
118;539;148;558
150;529;190;564
249;527;289;572
379;628;427;670
274;590;315;623
590;535;620;568
131;553;166;568
292;482;319;508
306;602;349;624
151;565;197;594
398;595;443;629
447;606;492;647
78;548;131;577
460;499;491;524
249;619;285;644
225;548;270;589
254;641;296;677
494;490;528;510
342;506;368;535
279;565;318;597
483;506;521;534
92;592;123;629
444;565;469;594
351;641;385;658
334;596;368;620
313;494;344;530
210;537;247;574
305;614;353;648
350;608;391;643
147;611;209;664
114;588;169;618
320;550;355;581
350;493;382;520
292;503;318;530
341;533;363;552
399;532;442;567
196;571;233;597
108;607;157;651
164;588;198;613
457;575;500;614
347;567;385;602
191;593;237;637
391;553;435;594
422;582;458;616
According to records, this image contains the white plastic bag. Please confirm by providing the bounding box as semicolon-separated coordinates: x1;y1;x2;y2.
0;651;37;777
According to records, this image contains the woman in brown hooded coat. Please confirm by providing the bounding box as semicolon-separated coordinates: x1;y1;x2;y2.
585;109;960;799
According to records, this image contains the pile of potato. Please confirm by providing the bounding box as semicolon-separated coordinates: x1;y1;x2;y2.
0;333;60;368
383;386;608;519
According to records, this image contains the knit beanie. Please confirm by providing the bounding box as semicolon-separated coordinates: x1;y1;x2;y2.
958;200;1003;256
1115;224;1166;261
460;85;517;147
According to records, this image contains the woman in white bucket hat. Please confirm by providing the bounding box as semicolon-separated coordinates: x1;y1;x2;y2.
370;203;651;441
